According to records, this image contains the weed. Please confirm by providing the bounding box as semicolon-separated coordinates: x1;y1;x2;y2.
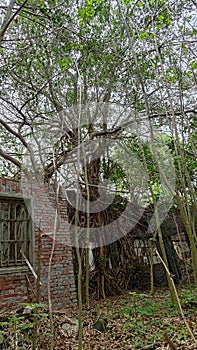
0;316;24;350
119;289;197;349
105;302;112;308
180;288;197;307
112;312;120;319
0;303;48;350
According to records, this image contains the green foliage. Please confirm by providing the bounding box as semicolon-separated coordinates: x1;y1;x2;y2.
112;312;120;319
21;302;47;310
102;159;128;192
78;0;96;25
116;289;196;348
0;303;49;350
180;288;197;307
0;316;24;327
0;0;196;245
99;256;110;265
18;322;35;330
191;61;197;70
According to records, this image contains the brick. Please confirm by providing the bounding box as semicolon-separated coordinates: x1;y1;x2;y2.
0;177;77;311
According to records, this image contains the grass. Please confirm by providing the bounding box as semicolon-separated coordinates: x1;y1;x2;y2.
112;286;197;348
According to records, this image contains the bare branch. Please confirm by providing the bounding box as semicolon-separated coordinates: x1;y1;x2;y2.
191;0;197;9
0;118;37;172
149;108;197;119
0;148;21;168
0;118;29;148
0;0;15;36
0;0;28;45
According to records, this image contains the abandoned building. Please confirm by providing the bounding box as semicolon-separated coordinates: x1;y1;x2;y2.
66;190;191;298
0;177;76;311
0;177;193;308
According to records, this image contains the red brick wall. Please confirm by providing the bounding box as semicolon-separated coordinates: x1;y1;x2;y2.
0;177;77;311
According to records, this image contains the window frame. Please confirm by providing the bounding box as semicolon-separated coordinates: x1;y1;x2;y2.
0;193;34;274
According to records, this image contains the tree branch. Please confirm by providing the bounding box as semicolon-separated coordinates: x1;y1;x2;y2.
0;148;21;168
149;108;197;119
0;118;29;148
0;118;37;173
0;0;28;45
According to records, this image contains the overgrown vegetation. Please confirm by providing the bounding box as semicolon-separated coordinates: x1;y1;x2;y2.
0;288;197;349
0;0;197;348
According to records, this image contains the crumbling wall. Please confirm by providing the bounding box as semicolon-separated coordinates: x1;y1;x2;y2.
0;177;76;311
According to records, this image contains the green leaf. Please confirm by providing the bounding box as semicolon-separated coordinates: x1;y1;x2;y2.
58;58;72;69
166;17;172;26
21;302;46;309
139;31;148;40
156;23;163;29
158;14;164;22
19;322;35;329
191;61;197;70
0;321;9;326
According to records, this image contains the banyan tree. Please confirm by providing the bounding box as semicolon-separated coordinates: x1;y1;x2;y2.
67;187;187;299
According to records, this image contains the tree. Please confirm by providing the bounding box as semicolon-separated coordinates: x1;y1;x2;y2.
0;0;197;316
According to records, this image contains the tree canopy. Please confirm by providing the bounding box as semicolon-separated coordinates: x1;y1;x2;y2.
0;0;196;181
1;0;197;320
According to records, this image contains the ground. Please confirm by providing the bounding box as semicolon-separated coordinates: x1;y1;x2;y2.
0;287;197;349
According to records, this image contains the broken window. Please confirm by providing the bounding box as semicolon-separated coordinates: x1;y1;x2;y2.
0;197;33;271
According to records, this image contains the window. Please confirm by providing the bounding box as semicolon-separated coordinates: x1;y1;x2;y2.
0;196;33;273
